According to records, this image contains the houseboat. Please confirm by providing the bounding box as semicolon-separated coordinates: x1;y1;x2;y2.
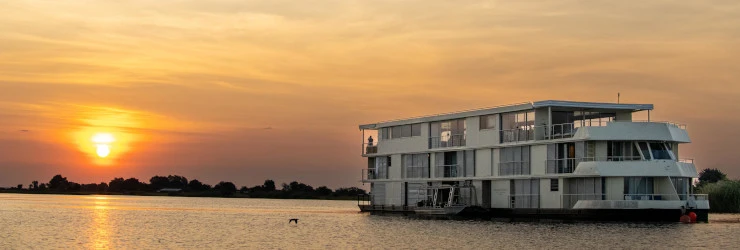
357;100;709;222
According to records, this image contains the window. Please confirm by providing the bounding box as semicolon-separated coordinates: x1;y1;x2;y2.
624;177;654;200
391;126;402;139
381;128;389;140
480;115;496;130
404;154;429;178
500;111;535;143
607;141;641;161
637;142;652;160
550;179;559;191
649;142;673;160
411;124;421;136
385;124;421;140
499;146;531;176
430;119;466;148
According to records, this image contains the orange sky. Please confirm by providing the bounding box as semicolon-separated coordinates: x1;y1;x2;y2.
1;1;739;188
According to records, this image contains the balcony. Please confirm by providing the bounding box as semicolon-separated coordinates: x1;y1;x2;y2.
435;164;461;178
362;143;378;155
498;161;531;176
429;134;466;149
361;168;387;181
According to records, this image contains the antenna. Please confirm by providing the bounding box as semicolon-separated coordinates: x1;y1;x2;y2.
617;92;620;104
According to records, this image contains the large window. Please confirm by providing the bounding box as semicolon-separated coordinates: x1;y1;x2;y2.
499;146;531;176
430;119;466;148
624;177;654;200
480;114;497;130
607;141;641;161
634;142;675;160
383;124;422;140
404;154;429;178
500;111;535;143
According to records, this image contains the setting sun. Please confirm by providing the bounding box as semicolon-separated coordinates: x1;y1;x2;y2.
92;133;115;158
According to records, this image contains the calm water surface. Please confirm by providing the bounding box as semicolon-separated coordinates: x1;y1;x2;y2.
1;194;739;249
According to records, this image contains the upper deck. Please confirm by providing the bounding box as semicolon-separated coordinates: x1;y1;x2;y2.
359;100;688;156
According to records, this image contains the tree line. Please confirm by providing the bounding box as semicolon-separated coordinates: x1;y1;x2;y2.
5;174;367;199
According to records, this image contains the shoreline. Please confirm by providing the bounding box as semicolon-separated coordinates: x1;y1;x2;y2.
0;190;359;200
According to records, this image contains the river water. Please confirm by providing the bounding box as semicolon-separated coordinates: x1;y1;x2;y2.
1;194;738;249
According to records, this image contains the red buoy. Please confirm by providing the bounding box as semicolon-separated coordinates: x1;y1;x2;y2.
680;215;691;223
688;212;697;223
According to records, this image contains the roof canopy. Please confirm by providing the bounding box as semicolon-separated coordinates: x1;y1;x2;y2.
359;100;653;130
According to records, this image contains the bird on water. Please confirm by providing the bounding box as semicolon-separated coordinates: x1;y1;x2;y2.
289;219;299;224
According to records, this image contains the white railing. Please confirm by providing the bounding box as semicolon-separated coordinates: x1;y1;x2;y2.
435;164;461;178
361;168;387;181
498;161;531;176
507;194;540;209
500;126;537;143
428;134;466;149
679;159;694;164
405;166;430;179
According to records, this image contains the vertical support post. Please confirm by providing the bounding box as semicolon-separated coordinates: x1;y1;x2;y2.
648;110;651;122
548;106;552;139
361;129;365;155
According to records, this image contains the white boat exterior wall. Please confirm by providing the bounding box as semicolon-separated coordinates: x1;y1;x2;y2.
376;123;429;155
492;180;510;208
540;178;562;208
605;177;624;200
575;161;697;177
360;100;702;211
654;177;681;200
531;145;547;176
576;122;690;142
475;149;492;177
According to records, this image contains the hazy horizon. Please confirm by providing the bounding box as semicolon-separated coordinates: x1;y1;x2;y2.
2;0;739;188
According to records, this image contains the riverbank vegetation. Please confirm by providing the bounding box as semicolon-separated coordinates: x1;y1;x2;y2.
0;174;367;200
696;168;740;213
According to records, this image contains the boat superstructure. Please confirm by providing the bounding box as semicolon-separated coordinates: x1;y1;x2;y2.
357;100;709;222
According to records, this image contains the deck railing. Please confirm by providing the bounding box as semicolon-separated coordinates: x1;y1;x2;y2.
498;161;531;176
362;143;378;155
428;134;466;149
562;193;605;208
507;194;540;209
624;194;708;201
362;168;387;181
405;166;430;179
435;164;461;178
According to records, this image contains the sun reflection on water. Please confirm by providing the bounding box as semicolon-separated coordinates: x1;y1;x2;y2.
91;196;111;249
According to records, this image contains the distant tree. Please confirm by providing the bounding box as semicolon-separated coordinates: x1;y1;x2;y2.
67;182;81;192
239;186;248;193
167;175;188;189
17;184;23;190
334;187;367;197
122;178;145;191
39;183;47;190
31;181;39;190
49;175;70;191
188;179;210;192
108;178;125;192
149;176;170;190
316;186;332;196
214;181;237;196
28;184;33;190
698;168;727;187
288;181;314;193
263;180;276;192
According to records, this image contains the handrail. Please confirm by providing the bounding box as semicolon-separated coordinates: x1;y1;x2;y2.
365;102;532;126
428;134;466;149
498;161;531;176
362;168;387;181
435;164;461;178
362;143;378;155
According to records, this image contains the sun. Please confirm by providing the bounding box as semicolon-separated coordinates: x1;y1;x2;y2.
92;133;115;158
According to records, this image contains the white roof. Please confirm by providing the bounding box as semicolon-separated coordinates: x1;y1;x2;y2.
359;100;653;129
